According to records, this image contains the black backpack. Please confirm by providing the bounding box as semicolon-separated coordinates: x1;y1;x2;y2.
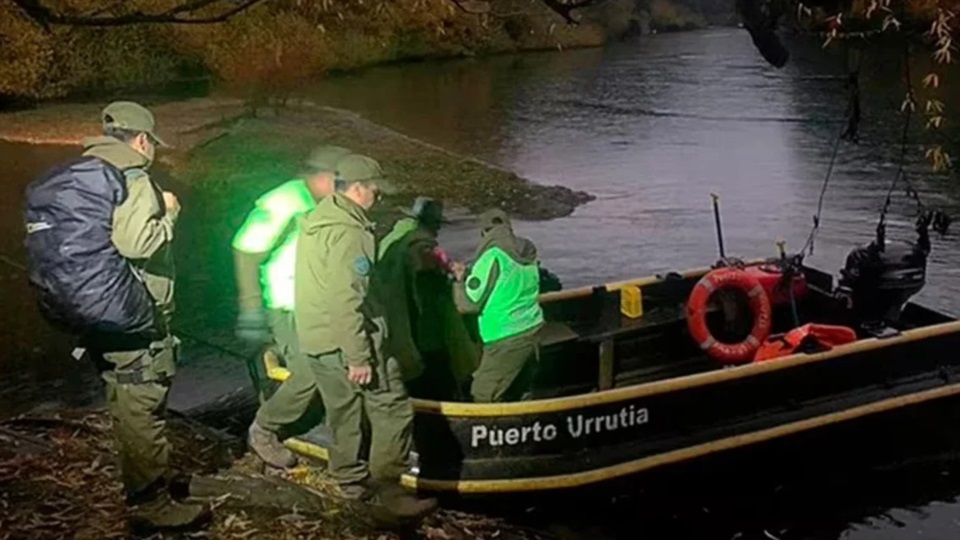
23;156;156;337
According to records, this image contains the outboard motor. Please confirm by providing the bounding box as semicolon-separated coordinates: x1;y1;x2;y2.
837;213;935;327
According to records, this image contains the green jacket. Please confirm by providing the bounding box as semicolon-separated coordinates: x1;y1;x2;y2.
454;224;544;343
231;179;314;312
294;193;384;366
375;217;445;381
377;216;419;261
83;136;178;328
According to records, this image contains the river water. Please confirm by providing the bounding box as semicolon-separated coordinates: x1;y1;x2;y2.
3;27;960;539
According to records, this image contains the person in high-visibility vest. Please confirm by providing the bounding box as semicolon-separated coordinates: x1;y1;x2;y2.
452;209;545;402
232;145;351;469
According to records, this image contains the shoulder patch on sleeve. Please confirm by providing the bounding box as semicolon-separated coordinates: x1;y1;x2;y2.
353;255;372;276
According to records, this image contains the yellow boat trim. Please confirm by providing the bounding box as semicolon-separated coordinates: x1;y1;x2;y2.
263;264;732;385
399;380;960;493
412;320;960;417
284;437;329;461
268;366;291;382
259;262;960;418
265;319;960;419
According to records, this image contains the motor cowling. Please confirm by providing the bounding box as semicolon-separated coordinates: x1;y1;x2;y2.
837;239;927;325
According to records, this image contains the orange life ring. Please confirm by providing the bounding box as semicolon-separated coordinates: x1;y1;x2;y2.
685;267;774;364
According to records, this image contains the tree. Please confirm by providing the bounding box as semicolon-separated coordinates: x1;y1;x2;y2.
6;0;611;27
7;0;271;27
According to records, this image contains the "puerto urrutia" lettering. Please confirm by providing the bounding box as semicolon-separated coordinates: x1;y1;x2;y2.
470;405;649;448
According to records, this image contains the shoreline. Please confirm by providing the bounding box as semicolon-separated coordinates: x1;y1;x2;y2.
0;96;594;221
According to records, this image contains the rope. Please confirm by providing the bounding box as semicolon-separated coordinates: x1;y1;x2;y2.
876;42;924;248
0;250;253;362
800;46;863;258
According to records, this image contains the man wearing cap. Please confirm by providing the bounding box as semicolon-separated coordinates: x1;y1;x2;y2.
232;145;352;469
294;154;437;520
452;209;545;402
23;101;209;529
377;197;477;400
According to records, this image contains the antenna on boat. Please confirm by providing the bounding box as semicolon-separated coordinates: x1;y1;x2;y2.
710;193;726;259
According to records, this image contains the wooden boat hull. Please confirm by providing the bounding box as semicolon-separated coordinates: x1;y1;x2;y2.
254;262;960;494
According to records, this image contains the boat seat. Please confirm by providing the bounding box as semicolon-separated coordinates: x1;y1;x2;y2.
578;303;688;343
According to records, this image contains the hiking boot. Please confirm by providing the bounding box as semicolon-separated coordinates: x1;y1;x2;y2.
129;491;211;531
369;482;438;522
248;420;298;469
338;478;438;524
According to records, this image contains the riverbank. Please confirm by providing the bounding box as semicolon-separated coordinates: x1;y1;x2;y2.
0;0;634;103
0;408;549;540
0;97;594;220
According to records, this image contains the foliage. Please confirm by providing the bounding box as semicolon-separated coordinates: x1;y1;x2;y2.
647;0;708;31
793;0;958;172
0;4;55;98
0;0;667;101
172;5;331;109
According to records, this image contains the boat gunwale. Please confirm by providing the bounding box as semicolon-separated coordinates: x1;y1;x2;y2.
412;319;960;416
412;260;960;417
263;260;960;418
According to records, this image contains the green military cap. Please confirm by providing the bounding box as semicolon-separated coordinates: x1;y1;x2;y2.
335;153;398;194
101;101;168;147
479;208;511;231
304;145;352;174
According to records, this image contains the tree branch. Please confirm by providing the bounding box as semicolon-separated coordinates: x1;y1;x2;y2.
9;0;269;27
448;0;492;15
539;0;606;23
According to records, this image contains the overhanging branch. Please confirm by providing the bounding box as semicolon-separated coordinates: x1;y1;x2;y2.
9;0;269;27
539;0;604;24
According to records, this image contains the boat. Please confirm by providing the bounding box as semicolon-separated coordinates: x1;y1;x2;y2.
249;231;960;495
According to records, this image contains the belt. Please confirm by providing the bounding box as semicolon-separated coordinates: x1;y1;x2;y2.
114;337;179;385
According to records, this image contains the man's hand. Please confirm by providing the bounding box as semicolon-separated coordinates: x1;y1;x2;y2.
348;364;373;386
162;191;181;215
451;261;467;281
235;308;270;343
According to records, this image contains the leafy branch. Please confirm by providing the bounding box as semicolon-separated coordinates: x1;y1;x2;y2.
9;0;609;28
7;0;271;27
795;0;957;172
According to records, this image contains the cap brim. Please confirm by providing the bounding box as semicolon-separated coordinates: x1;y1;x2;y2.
372;177;399;195
149;131;171;148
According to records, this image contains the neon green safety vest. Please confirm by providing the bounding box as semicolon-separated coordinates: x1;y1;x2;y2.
231;179;314;311
465;247;544;343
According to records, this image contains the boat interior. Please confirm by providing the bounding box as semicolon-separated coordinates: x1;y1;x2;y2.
498;260;956;402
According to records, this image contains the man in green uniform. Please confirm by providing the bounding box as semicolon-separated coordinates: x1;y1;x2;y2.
232;145;352;469
377;197;478;400
84;102;209;527
294;154;437;519
453;209;545;403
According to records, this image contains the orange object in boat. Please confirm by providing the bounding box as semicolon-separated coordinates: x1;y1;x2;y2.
753;323;858;362
686;267;773;364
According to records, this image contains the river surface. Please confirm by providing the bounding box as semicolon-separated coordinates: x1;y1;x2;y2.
3;27;960;539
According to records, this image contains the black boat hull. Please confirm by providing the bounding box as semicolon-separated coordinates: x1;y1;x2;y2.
255;262;960;493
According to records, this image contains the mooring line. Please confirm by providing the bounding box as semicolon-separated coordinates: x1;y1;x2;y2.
0;249;252;362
